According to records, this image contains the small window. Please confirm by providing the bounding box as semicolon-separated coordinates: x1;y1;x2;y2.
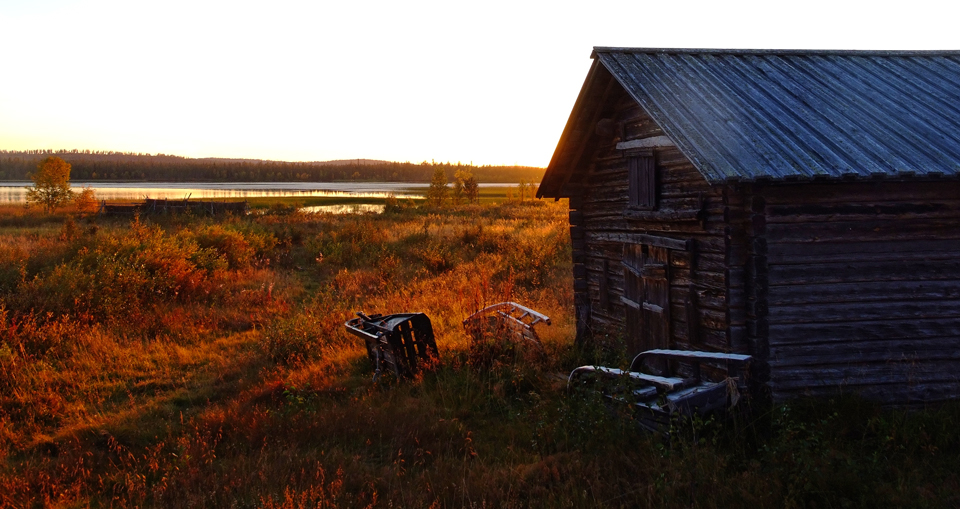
628;155;656;210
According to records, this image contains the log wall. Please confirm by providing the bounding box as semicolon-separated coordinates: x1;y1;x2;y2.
752;181;960;404
569;94;736;359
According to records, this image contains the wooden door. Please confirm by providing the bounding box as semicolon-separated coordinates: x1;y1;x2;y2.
622;244;671;359
622;244;644;355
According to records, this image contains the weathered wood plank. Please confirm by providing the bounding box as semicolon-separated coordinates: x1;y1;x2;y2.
765;218;960;243
768;299;960;324
768;238;960;263
770;349;960;370
768;280;960;306
768;337;960;365
766;200;960;219
760;181;960;205
588;232;692;251
768;259;960;285
768;361;960;386
767;317;960;345
625;208;701;222
670;304;726;330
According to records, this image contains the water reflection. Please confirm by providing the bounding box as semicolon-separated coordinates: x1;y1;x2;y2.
0;181;518;203
300;204;385;214
0;181;430;202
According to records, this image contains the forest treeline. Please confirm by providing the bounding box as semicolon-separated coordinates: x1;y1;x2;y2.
0;150;545;183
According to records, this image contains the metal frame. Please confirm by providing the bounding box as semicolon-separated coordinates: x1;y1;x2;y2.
568;349;752;432
345;312;439;380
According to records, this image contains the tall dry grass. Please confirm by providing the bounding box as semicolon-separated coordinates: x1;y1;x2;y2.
0;201;957;508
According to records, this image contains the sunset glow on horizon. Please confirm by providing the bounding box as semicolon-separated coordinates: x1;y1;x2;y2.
3;0;960;167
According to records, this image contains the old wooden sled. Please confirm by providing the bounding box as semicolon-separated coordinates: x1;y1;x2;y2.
568;349;752;432
462;302;551;349
345;312;439;380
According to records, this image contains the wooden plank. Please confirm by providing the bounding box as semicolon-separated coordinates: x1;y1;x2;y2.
766;200;960;215
693;306;727;330
768;279;960;306
638;349;751;363
646;246;671;351
642;302;664;313
768;337;960;366
583;218;722;237
760;181;960;205
656;148;692;167
670;286;725;311
579;179;709;202
624;208;701;222
768;361;960;386
765;209;960;226
768;350;960;377
768;238;960;263
767;317;960;345
590;232;692;251
671;269;727;292
642;155;656;209
768;258;960;285
770;248;960;266
592;367;685;391
765;218;960;243
616;136;676;150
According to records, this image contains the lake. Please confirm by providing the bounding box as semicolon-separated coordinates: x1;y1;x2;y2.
0;181;521;203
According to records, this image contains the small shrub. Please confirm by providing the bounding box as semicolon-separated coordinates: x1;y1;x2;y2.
416;242;455;273
188;247;229;273
193;225;256;269
74;186;99;216
260;315;322;364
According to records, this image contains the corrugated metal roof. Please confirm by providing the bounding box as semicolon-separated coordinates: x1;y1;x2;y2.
593;48;960;183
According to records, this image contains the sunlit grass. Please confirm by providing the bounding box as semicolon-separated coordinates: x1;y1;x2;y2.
0;199;957;508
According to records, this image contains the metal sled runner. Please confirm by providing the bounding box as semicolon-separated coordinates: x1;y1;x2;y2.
462;302;551;348
568;349;752;432
345;312;439;380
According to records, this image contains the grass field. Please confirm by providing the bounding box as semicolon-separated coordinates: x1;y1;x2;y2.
0;198;958;508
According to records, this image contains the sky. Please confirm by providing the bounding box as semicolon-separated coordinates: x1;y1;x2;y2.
2;0;959;167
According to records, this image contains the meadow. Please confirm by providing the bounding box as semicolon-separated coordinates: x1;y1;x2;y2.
0;198;958;508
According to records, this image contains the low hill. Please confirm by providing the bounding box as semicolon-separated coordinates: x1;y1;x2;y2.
0;150;544;183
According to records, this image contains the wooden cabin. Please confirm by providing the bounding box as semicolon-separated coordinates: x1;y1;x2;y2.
538;48;960;405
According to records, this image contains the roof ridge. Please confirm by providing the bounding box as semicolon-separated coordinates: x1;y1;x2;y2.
591;47;960;58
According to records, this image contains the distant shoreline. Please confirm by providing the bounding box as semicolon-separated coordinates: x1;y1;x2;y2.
0;181;533;187
0;181;537;204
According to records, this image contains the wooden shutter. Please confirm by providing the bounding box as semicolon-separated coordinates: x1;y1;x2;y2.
628;155;656;210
